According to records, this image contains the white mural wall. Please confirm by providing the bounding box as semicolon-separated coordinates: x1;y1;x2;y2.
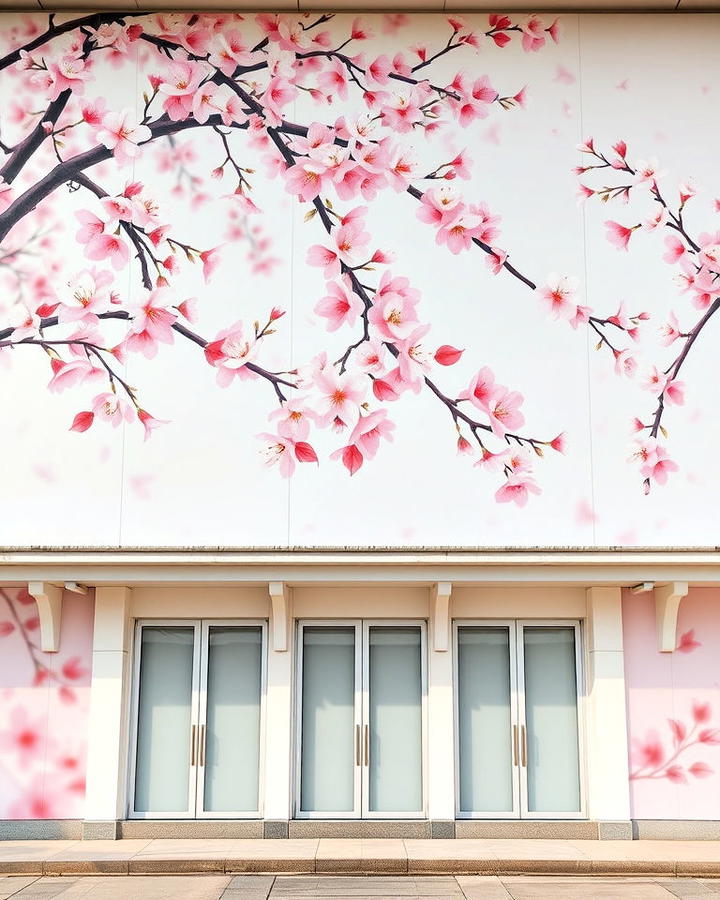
0;11;717;548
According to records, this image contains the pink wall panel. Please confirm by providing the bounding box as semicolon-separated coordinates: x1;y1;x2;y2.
623;588;720;819
0;588;93;819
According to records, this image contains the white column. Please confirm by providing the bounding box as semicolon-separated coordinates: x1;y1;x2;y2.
427;591;455;825
263;595;294;827
585;587;631;823
83;586;133;836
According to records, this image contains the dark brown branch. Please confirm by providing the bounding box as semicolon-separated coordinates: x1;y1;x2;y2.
1;90;72;185
0;114;248;244
650;297;720;439
0;11;142;73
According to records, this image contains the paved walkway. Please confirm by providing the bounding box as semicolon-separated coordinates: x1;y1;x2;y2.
2;874;720;899
2;840;720;877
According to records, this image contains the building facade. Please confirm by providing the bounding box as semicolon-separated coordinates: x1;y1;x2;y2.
0;7;719;840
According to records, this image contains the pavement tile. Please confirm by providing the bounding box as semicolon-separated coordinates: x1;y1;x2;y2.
270;875;462;896
47;875;229;899
656;880;716;897
223;875;275;896
0;877;41;899
456;875;513;899
495;882;677;899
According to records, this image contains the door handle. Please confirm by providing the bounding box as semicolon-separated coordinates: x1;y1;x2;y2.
512;725;519;766
520;724;527;768
199;724;206;767
363;724;369;766
355;724;361;766
191;724;196;766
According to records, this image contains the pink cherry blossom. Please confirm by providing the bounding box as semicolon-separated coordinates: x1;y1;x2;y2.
314;276;364;332
417;186;463;227
487;386;525;439
57;268;114;324
538;273;579;321
47;54;89;100
569;305;592;330
520;16;547;53
347;408;395;460
663;379;685;406
258;432;297;478
698;232;720;270
643;206;668;231
605;220;636;251
613;349;637;378
92;392;134;427
126;288;178;358
354;339;387;375
158;60;206;120
263;76;298;123
307;243;341;279
318;58;349;100
659;310;682;346
204;320;257;386
495;473;542;507
641;365;669;396
485;246;507;275
285;160;330;202
394;323;433;391
268;398;318;442
641;442;678;486
137;408;169;441
209;30;253;75
199;247;222;282
83;233;129;271
75;209;106;245
367;271;420;341
632;438;679;487
313;369;366;429
0;707;44;765
8;304;41;341
96;109;151;165
458;367;498;411
633;158;665;185
380;89;424;133
47;358;103;394
663;234;686;264
436;211;486;254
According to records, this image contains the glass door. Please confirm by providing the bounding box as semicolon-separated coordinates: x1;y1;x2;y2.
130;620;265;819
296;622;362;818
131;622;201;818
517;622;583;818
363;623;425;817
295;620;426;819
455;620;584;820
196;622;265;818
455;623;519;818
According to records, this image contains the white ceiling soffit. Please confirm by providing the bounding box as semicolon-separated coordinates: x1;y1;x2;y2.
0;2;718;12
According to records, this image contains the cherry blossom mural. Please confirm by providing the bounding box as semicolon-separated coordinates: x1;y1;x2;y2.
0;588;92;819
623;589;720;819
0;11;717;547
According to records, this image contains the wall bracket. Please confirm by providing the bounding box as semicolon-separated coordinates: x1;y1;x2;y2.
268;581;291;652
27;581;63;652
655;581;689;653
430;581;453;652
